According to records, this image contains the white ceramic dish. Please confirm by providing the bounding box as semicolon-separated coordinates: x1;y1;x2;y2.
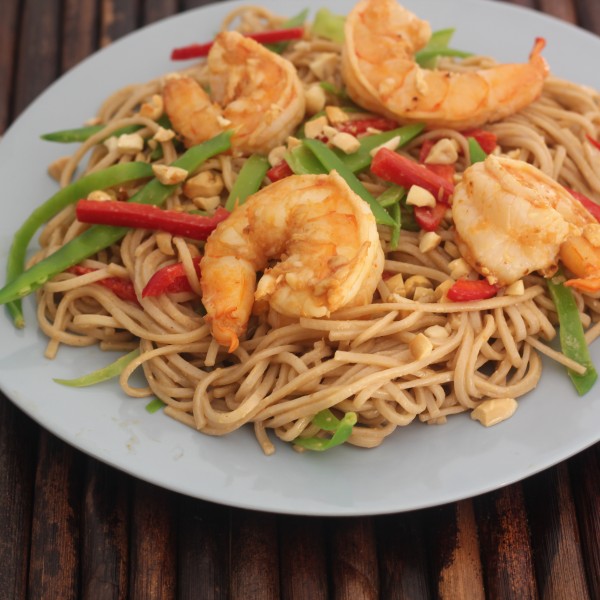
0;0;599;516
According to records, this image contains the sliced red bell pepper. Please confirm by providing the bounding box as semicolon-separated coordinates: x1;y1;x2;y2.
447;278;499;302
424;163;455;183
461;128;498;154
371;148;454;203
337;117;398;137
586;134;600;151
566;187;600;222
142;257;202;297
68;265;139;304
418;139;435;163
266;160;293;182
171;27;304;60
414;202;448;232
76;200;229;240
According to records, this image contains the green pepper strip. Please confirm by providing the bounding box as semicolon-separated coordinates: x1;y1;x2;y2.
53;348;140;387
5;161;154;328
0;132;232;306
302;138;396;226
225;154;270;211
468;137;488;164
145;398;166;413
546;272;598;395
415;28;472;68
294;409;357;451
285;145;327;175
376;183;405;208
266;8;309;53
311;8;346;44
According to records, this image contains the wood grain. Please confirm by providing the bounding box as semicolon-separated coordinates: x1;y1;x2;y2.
62;0;98;73
0;0;20;131
576;0;600;34
27;432;83;600
100;0;139;47
539;0;578;23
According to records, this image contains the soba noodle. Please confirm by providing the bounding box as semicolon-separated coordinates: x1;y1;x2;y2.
30;5;600;454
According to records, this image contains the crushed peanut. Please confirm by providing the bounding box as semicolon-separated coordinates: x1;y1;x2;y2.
325;106;349;125
87;190;114;202
183;170;224;198
369;135;401;157
331;132;361;154
153;127;176;143
304;84;327;115
405;275;432;297
505;280;525;296
406;185;436;208
156;231;175;256
216;115;232;128
304;116;328;139
47;156;70;182
309;53;338;80
286;136;302;150
385;273;405;296
419;231;442;253
152;164;188;185
140;94;164;121
471;398;518;427
425;138;459;165
191;195;221;212
117;133;145;154
424;325;450;339
409;333;433;360
449;257;471;279
268;145;287;167
434;279;454;301
413;286;436;303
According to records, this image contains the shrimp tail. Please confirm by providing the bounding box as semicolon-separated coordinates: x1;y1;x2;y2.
564;277;600;293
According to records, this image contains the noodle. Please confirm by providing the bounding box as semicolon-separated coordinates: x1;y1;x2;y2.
29;5;600;454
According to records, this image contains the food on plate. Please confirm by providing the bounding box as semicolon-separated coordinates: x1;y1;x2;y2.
2;0;600;454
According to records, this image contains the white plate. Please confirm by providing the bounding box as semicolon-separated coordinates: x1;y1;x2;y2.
0;0;599;516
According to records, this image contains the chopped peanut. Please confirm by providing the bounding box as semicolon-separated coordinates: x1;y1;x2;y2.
471;398;518;427
140;94;164;121
191;195;221;212
87;190;114;202
425;138;459;165
449;258;471;279
419;231;442;253
385;273;405;296
152;164;188;185
183;170;224;198
406;185;436;208
331;132;361;154
156;231;175;256
153;127;176;143
325;106;349;125
405;275;432;297
117;133;145;154
413;286;436;303
47;156;70;182
304;116;328;139
286;136;302;150
424;325;449;339
216;115;232;128
304;84;327;115
434;279;454;301
268;145;287;167
409;333;433;360
505;280;525;296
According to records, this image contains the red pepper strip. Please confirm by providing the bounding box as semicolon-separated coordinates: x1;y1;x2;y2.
67;266;139;304
142;257;201;297
266;160;293;182
171;27;304;60
414;202;448;232
447;278;499;302
418;139;435;163
337;117;398;137
566;187;600;222
76;200;229;240
371;148;454;203
586;134;600;151
417;140;456;183
461;128;498;154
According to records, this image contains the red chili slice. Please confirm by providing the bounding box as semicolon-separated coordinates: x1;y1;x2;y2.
142;257;202;297
447;278;499;302
68;266;139;304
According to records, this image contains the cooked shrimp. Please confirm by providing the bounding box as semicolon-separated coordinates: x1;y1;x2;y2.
200;172;384;351
163;31;305;154
452;155;600;290
341;0;549;129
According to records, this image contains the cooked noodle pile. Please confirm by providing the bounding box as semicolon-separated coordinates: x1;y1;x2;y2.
33;6;600;453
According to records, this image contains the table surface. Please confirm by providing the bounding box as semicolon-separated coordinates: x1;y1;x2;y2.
1;0;600;598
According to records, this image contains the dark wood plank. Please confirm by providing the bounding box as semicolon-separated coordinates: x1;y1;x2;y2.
329;517;379;600
375;511;431;599
129;480;177;600
13;0;61;117
523;464;590;599
230;510;279;600
539;0;577;23
100;0;139;47
474;483;538;599
28;431;83;600
575;0;600;35
177;497;230;600
425;500;485;600
81;459;130;600
569;445;600;600
0;0;20;131
278;516;329;600
62;0;98;72
0;397;37;600
143;0;178;25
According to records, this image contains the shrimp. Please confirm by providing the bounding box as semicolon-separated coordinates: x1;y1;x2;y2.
163;31;305;154
452;155;600;291
200;172;384;351
341;0;549;129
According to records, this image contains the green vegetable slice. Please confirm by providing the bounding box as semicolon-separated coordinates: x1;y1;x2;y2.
294;409;357;451
546;272;598;395
53;349;140;387
468;137;488;164
225;154;270;211
311;8;345;43
145;398;166;413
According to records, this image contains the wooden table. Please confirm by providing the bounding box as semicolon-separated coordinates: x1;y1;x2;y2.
1;0;599;598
